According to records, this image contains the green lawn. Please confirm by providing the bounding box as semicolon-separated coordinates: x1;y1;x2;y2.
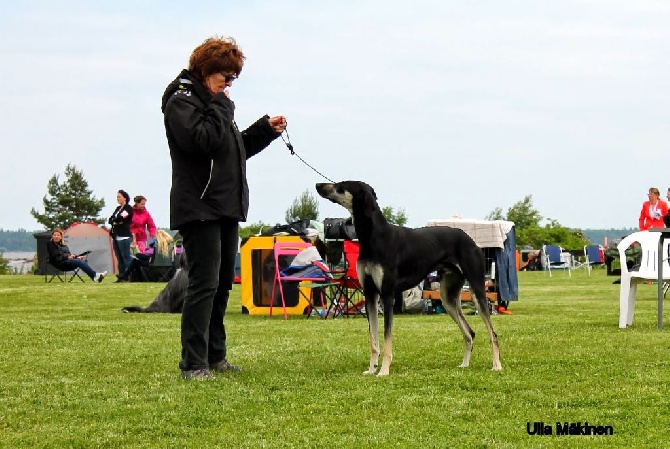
0;269;668;448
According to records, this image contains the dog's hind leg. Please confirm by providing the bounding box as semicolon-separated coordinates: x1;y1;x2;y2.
460;248;502;371
439;268;476;368
469;283;502;371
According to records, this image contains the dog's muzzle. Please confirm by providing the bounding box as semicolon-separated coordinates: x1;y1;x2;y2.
315;183;335;198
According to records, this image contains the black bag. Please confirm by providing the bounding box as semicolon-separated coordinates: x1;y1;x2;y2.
261;219;312;236
323;217;356;240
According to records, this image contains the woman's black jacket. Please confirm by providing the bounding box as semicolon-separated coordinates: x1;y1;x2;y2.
161;69;279;230
108;204;134;238
47;240;72;267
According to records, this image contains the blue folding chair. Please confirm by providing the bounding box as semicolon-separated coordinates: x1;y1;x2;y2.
584;244;604;275
542;244;571;277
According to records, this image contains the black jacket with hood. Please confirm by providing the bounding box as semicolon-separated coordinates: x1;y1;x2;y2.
161;69;278;230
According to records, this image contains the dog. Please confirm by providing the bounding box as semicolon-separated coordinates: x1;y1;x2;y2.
121;253;187;313
316;181;502;376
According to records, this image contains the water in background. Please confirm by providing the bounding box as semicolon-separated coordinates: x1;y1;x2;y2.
2;252;36;274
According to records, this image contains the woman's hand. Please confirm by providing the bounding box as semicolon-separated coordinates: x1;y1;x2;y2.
268;115;287;134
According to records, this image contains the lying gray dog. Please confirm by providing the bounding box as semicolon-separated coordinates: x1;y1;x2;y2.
121;253;187;313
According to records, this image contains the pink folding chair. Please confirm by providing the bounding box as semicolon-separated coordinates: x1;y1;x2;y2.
270;241;332;320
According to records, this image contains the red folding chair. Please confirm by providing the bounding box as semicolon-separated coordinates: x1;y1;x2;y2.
270;241;333;320
328;240;366;318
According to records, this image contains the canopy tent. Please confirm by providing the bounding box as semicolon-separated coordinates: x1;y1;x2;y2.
63;222;117;275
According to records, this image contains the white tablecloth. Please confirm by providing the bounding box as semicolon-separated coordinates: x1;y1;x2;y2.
426;219;514;249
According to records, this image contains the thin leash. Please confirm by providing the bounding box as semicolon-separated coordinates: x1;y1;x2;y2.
280;127;335;183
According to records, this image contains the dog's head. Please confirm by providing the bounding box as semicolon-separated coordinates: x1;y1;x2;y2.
315;181;378;215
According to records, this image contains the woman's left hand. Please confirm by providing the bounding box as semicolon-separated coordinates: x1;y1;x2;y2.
268;115;287;134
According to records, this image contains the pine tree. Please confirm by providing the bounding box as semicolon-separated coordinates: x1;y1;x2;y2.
285;190;319;223
30;164;106;230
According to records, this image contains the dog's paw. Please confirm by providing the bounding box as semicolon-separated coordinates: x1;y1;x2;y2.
362;369;377;375
458;363;470;368
491;365;503;371
376;370;389;377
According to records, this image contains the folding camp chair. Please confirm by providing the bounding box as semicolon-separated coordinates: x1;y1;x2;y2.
327;240;366;318
44;257;85;283
270;241;334;320
542;244;571;277
583;244;605;275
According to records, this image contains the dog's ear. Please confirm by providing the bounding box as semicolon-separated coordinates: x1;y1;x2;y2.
359;182;377;201
360;183;379;215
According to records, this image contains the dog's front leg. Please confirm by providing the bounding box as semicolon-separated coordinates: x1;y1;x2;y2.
363;293;380;375
376;295;394;376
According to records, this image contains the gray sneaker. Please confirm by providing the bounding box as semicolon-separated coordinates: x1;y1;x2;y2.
210;359;241;373
181;368;214;380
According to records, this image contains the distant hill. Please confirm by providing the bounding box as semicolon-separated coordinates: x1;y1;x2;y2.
0;229;41;252
581;228;638;247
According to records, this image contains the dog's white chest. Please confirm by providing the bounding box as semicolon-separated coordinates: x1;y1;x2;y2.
358;261;384;290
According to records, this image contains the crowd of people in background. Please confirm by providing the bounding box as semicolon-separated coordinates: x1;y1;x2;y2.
107;189;161;283
48;189;162;284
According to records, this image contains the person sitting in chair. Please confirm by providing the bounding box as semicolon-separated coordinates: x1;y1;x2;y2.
116;229;174;282
520;250;541;271
47;228;107;282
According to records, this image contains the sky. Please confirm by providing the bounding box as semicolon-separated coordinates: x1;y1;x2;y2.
1;0;668;232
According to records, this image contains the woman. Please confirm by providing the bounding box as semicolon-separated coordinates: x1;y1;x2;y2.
161;36;287;380
109;189;134;278
639;187;668;231
47;228;107;282
117;229;174;282
131;195;157;253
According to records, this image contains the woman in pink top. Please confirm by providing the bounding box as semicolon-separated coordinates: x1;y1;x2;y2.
638;187;669;230
131;195;157;252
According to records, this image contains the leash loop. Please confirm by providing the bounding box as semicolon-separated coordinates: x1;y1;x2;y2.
280;128;295;155
280;127;334;183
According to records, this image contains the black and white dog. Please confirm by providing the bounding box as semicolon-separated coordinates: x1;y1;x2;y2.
316;181;502;376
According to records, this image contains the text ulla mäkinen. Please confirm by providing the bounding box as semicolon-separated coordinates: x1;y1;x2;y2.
526;422;614;436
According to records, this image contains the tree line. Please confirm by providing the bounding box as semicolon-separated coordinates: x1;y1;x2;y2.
12;164;636;252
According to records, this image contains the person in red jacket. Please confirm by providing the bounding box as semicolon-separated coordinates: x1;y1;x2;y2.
639;187;668;230
130;195;157;253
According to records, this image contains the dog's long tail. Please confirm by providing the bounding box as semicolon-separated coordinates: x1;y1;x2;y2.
121;306;146;313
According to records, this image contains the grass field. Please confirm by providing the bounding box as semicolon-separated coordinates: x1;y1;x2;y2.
0;269;668;448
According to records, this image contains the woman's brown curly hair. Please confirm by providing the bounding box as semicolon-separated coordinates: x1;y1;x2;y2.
188;37;245;83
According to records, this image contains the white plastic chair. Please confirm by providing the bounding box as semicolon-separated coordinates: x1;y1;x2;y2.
617;231;670;328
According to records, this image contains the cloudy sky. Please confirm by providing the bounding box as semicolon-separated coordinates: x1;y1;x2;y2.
1;0;668;232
